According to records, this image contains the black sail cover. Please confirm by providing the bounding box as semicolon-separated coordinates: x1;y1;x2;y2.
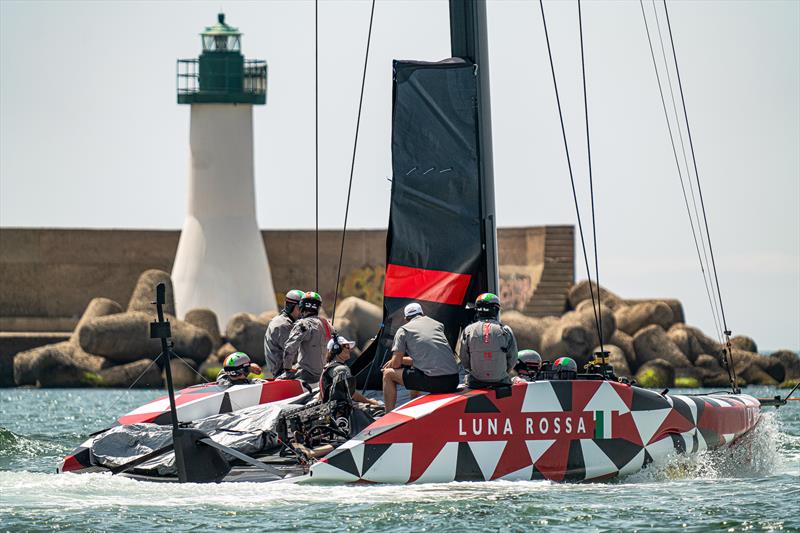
355;59;488;389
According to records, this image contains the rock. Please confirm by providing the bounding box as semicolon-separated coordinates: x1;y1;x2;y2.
540;303;616;367
215;342;239;363
753;355;786;384
332;297;382;348
78;312;212;363
666;325;704;364
633;325;692;368
739;364;778;386
674;366;705;387
610;330;637;371
770;350;800;380
574;300;617;342
96;359;162;388
70;297;123;344
730;335;758;354
162;358;200;388
258;310;278;324
184;308;222;350
727;349;785;384
695;353;723;373
614;301;674;336
567;280;625;310
635;359;675;388
500;311;555;353
593;344;630;377
127;269;175;316
624;298;685;324
14;341;109;387
224;313;268;365
199;353;222;380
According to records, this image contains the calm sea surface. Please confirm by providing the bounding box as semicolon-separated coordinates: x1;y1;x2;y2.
1;387;798;532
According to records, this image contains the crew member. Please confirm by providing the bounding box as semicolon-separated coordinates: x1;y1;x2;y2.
381;302;459;411
216;352;262;386
281;291;332;384
319;336;380;406
264;289;304;377
512;349;542;383
459;293;518;389
553;356;578;380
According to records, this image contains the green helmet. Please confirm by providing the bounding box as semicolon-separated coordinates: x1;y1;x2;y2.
475;292;500;318
223;352;251;373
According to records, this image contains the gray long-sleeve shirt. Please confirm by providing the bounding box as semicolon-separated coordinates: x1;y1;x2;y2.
283;315;332;382
264;312;294;376
391;315;458;377
459;319;517;384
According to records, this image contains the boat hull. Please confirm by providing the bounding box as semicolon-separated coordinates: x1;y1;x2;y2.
310;381;761;483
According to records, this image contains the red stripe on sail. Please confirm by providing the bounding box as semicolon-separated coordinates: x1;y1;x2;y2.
383;264;472;305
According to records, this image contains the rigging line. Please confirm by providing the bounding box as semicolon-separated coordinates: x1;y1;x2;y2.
98;352;164;423
331;0;375;324
639;0;723;342
662;0;737;390
539;0;602;346
577;0;604;352
315;0;319;292
662;0;728;331
651;0;723;341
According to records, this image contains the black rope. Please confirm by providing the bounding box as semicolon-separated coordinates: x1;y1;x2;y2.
331;0;375;324
539;0;603;347
650;0;723;342
639;0;723;342
577;0;604;352
662;0;737;390
315;0;320;293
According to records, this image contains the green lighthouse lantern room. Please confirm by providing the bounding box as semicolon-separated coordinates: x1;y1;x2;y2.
177;13;267;105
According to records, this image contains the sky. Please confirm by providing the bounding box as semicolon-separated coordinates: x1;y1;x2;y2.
1;0;798;349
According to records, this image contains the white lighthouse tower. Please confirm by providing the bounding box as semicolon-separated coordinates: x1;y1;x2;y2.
173;13;276;325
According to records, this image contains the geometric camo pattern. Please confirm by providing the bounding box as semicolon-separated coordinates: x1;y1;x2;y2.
310;381;761;483
58;379;307;473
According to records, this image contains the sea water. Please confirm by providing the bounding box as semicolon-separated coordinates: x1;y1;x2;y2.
1;387;798;532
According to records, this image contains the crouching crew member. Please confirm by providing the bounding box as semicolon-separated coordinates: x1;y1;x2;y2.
216;352;262;386
382;302;459;411
459;293;518;389
319;336;380;406
264;289;304;377
281;291;332;384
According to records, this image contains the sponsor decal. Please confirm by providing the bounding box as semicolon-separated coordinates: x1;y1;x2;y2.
457;413;592;439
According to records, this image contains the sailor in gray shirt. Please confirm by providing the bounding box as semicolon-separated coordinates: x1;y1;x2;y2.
264;289;304;377
459;293;518;388
281;291;332;385
382;302;459;410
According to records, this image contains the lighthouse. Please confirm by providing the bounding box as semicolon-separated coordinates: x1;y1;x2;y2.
173;13;277;325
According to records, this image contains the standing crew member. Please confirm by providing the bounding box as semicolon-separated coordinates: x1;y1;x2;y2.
281;291;332;384
459;293;518;389
382;302;459;411
264;289;304;377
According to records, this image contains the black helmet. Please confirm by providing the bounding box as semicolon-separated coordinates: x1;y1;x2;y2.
475;292;500;318
553;356;578;380
515;349;542;379
299;291;322;314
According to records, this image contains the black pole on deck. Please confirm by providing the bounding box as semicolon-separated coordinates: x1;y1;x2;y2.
150;283;186;480
449;0;498;294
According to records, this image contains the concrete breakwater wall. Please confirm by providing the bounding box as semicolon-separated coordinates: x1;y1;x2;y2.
0;226;574;386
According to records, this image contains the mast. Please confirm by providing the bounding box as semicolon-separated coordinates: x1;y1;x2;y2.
449;0;498;294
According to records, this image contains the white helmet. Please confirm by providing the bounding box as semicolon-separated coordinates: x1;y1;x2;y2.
403;302;424;319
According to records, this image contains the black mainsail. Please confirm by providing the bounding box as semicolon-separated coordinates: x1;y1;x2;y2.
354;0;496;388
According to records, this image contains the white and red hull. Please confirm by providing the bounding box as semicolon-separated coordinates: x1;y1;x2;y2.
311;381;761;483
